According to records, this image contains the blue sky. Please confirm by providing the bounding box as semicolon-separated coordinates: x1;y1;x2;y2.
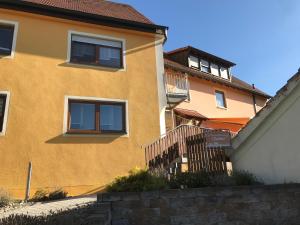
113;0;300;96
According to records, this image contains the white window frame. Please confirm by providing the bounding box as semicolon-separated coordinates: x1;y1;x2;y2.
67;30;126;71
0;91;11;136
188;55;199;69
63;95;129;137
200;59;210;73
0;19;19;59
215;90;227;109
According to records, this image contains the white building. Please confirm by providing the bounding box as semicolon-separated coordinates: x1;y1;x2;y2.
230;70;300;184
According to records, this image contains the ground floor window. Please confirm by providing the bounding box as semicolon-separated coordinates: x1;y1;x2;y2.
67;99;126;134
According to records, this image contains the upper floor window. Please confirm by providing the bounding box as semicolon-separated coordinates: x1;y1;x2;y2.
68;99;126;134
70;34;123;69
0;24;14;56
220;67;229;79
200;60;210;73
188;55;199;69
215;90;227;108
211;63;220;76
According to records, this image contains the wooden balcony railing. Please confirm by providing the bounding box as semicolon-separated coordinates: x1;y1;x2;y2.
164;71;189;96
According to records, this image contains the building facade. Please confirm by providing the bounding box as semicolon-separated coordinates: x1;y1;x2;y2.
231;71;300;184
163;46;270;133
0;0;167;198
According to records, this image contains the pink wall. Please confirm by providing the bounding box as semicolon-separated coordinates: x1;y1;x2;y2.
178;76;267;119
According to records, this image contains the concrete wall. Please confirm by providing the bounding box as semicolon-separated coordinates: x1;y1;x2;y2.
0;9;162;198
231;82;300;184
96;184;300;225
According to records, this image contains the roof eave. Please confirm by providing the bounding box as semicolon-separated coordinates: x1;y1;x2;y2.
0;0;168;35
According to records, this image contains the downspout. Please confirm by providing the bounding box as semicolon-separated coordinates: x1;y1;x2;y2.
252;84;257;115
155;27;168;136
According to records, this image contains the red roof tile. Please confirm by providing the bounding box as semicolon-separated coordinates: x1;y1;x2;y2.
19;0;154;25
174;108;207;120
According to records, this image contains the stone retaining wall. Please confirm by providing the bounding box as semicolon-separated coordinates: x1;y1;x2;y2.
97;184;300;225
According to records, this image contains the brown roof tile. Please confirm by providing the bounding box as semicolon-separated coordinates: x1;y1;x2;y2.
16;0;154;25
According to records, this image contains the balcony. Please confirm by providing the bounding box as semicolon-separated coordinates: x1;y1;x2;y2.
164;71;189;108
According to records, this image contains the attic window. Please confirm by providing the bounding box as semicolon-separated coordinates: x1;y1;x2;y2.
200;60;210;73
220;67;229;79
211;63;220;76
188;55;199;69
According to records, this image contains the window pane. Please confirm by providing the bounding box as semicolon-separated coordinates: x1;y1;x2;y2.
0;26;14;55
0;95;7;132
211;63;220;76
216;92;226;108
200;60;209;73
100;104;124;132
99;47;121;68
201;66;209;73
71;42;96;63
220;67;229;79
188;56;199;68
70;103;95;130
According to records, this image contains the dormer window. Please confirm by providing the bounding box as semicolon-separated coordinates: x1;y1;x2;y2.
188;55;199;69
220;67;229;79
210;63;219;76
187;54;231;80
200;60;210;73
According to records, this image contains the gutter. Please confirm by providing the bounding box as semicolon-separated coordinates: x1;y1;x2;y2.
0;0;168;36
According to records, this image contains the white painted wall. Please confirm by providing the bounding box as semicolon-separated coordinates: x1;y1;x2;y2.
155;36;167;136
231;82;300;184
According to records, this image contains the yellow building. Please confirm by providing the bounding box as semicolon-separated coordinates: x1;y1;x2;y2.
0;0;167;199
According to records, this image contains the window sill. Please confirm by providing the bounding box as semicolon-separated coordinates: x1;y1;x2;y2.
217;106;227;110
66;62;126;72
0;54;14;59
64;132;129;138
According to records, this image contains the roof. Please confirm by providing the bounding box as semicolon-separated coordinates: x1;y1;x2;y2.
164;58;271;98
174;108;207;120
166;46;236;67
232;70;300;150
0;0;167;34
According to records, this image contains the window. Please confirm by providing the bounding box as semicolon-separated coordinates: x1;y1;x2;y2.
70;34;123;69
0;24;14;56
200;60;210;73
0;94;7;133
220;67;229;79
215;91;227;108
188;55;199;69
68;99;126;134
211;63;220;76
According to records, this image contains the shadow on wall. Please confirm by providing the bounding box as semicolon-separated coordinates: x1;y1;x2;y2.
45;134;121;144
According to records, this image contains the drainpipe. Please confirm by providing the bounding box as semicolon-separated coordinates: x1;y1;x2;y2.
25;162;32;202
252;84;257;115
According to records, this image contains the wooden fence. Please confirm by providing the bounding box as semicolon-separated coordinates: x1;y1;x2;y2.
145;125;204;170
186;132;228;174
145;125;232;174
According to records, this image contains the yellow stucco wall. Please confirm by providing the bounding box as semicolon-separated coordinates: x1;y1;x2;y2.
0;9;162;199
